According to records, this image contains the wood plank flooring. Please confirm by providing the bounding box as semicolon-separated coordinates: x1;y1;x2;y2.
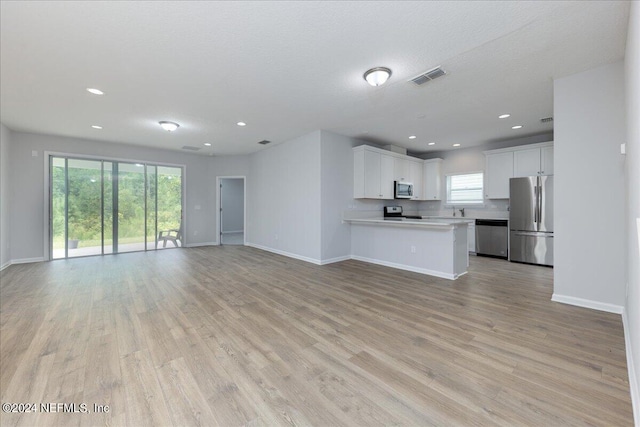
0;246;633;426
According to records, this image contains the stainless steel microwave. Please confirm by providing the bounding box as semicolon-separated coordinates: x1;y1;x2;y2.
394;181;413;199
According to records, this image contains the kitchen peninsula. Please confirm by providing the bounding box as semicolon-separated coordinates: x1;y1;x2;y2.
346;218;469;280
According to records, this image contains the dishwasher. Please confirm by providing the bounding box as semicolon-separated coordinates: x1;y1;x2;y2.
475;219;508;259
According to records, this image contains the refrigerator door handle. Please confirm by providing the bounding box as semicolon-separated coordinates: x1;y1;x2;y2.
537;184;543;230
533;186;538;224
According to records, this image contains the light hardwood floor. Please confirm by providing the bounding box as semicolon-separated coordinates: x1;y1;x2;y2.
0;246;633;426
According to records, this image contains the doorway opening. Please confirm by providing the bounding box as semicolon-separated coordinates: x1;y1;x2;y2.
218;177;245;245
49;155;183;259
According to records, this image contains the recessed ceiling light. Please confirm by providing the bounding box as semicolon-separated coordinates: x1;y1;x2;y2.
86;88;104;95
159;121;180;132
512;125;523;129
237;121;247;126
363;67;392;87
91;125;103;129
499;114;511;119
428;142;436;146
204;143;212;146
453;143;461;147
408;135;417;139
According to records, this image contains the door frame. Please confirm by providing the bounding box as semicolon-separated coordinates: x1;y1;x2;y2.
216;176;246;246
43;151;186;261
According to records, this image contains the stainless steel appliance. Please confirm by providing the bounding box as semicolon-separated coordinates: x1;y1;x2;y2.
509;176;554;266
383;206;421;220
475;219;508;259
394;181;414;199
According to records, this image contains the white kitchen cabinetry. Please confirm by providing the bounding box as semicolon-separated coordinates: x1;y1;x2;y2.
514;144;554;177
541;146;554;175
423;159;443;200
393;157;410;182
484;141;553;199
409;160;423;200
353;146;394;199
354;145;424;200
485;152;513;199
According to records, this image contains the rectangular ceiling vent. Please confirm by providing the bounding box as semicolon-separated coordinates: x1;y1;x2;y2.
182;145;201;151
410;66;446;86
258;140;271;145
540;116;554;123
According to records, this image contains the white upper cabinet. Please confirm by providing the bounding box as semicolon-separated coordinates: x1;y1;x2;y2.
353;146;394;199
354;145;422;200
485;152;514;199
541;146;554;175
423;159;443;200
514;144;554;177
485;142;553;199
409;160;423;200
393;157;410;182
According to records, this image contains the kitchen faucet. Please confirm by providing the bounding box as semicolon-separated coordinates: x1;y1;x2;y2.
459;208;465;217
452;206;456;217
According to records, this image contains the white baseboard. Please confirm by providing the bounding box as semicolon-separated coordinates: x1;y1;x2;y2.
622;309;640;426
350;255;461;280
0;260;10;271
184;241;218;248
319;255;352;265
551;294;624;314
11;257;45;265
245;242;323;265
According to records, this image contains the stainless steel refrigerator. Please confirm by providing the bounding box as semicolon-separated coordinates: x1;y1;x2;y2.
509;176;554;266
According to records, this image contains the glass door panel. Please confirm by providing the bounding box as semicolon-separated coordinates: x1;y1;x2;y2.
146;165;157;250
51;157;67;259
50;156;183;258
67;159;103;258
117;163;146;253
103;162;114;254
157;166;183;249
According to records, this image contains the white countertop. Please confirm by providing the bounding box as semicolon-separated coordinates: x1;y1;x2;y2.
345;217;469;229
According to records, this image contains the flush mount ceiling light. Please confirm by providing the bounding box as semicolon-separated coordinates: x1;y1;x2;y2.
236;121;247;127
512;125;523;129
363;67;392;86
86;88;104;95
91;125;102;129
408;135;417;139
499;114;511;119
159;121;180;132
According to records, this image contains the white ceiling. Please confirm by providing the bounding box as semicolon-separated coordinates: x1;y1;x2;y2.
0;1;630;156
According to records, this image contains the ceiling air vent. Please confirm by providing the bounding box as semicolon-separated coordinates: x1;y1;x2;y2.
540;117;554;123
410;66;446;86
182;145;201;151
258;140;271;145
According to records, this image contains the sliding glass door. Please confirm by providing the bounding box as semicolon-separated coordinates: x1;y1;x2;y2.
50;156;183;259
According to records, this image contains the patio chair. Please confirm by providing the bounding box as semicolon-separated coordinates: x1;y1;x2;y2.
157;227;182;248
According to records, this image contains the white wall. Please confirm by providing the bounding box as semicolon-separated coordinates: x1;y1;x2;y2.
419;133;553;218
0;124;11;269
220;178;244;233
553;61;627;309
624;1;640;422
246;131;322;262
320;131;361;261
8;131;214;260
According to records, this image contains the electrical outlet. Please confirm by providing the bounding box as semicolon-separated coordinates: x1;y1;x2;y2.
410;245;416;253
